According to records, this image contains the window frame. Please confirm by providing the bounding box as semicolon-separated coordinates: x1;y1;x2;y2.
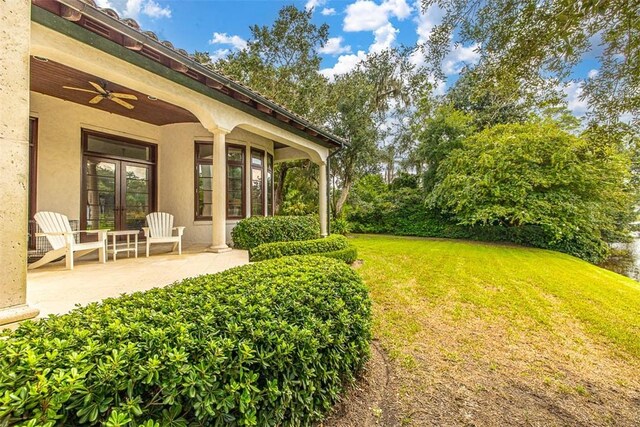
267;153;274;216
250;148;266;217
194;141;213;221
226;144;246;219
80;129;157;235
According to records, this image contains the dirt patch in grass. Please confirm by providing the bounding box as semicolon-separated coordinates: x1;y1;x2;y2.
322;341;400;427
336;235;640;426
383;308;640;426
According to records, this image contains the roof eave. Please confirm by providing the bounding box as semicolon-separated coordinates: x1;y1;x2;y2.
49;0;346;148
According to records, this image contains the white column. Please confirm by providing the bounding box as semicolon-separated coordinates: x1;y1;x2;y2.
208;129;232;253
319;162;328;237
0;0;39;325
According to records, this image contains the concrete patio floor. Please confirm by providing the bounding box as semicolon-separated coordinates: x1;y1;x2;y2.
27;244;249;318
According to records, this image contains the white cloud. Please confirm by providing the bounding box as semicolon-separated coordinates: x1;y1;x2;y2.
442;43;480;75
123;0;142;17
142;0;171;18
305;0;326;11
414;2;443;43
319;37;352;55
383;0;412;19
587;69;599;79
343;0;412;32
320;50;368;80
95;0;115;9
209;32;248;50
95;0;171;19
563;81;589;116
209;48;231;62
321;7;337;16
344;1;389;31
370;23;398;53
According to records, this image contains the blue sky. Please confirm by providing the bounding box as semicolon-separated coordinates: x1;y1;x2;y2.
96;0;599;117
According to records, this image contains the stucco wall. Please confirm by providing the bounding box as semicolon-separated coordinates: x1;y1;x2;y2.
30;92;274;245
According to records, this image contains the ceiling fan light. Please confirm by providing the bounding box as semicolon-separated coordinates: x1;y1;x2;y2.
34;56;49;62
147;95;158;101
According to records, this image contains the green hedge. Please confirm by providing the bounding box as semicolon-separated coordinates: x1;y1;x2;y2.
0;257;371;426
231;215;320;249
250;234;349;262
316;244;359;264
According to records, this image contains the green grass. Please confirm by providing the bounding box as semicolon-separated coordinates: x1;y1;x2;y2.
352;234;640;359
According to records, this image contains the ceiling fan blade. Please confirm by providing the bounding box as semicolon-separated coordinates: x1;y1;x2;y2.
111;93;138;100
62;86;100;94
89;95;103;104
110;97;135;110
89;81;108;95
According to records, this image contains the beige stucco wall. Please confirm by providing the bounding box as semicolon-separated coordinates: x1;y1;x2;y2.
30;92;274;245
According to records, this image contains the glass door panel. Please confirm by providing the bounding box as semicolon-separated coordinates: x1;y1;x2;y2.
85;158;117;231
123;163;151;231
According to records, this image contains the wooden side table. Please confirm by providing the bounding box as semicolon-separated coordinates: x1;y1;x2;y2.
107;230;139;261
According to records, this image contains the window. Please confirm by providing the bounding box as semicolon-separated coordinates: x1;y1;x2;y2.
195;142;213;220
227;145;245;218
251;149;265;216
81;130;156;234
267;153;274;216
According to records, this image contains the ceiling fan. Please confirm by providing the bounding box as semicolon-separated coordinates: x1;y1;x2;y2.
62;81;138;110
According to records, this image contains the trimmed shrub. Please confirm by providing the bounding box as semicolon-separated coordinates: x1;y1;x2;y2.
250;234;349;262
330;218;351;235
0;257;371;426
316;244;359;264
231;215;320;249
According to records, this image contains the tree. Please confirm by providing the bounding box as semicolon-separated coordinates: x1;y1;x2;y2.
445;70;530;129
421;0;640;124
428;120;633;261
327;49;428;216
214;5;330;120
413;104;475;190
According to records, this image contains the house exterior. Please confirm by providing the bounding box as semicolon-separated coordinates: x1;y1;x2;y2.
0;0;344;325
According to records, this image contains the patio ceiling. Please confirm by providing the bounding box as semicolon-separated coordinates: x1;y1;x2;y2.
30;56;199;125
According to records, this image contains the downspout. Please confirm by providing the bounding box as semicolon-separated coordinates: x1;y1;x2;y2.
325;142;344;236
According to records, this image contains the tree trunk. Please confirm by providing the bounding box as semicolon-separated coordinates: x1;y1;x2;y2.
334;179;353;218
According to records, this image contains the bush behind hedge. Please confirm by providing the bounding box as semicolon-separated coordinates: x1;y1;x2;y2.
250;235;349;262
348;185;609;263
0;257;371;426
231;215;320;249
316;245;359;264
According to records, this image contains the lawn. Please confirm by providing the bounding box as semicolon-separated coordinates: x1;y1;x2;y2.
346;234;640;426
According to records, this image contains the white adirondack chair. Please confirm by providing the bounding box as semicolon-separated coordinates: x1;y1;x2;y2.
29;211;108;270
142;212;185;257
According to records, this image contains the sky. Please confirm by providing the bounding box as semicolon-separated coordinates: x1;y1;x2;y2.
94;0;600;117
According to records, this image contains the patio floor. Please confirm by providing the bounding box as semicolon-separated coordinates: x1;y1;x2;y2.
27;244;249;318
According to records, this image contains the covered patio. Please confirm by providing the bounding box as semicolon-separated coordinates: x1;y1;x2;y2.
0;0;344;326
27;245;248;318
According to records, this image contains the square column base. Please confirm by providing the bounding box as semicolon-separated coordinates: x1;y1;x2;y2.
0;304;40;328
206;245;232;253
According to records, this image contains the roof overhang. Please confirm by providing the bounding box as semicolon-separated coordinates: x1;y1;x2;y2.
31;0;345;149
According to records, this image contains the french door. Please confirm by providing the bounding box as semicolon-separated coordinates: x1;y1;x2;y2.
81;131;156;233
